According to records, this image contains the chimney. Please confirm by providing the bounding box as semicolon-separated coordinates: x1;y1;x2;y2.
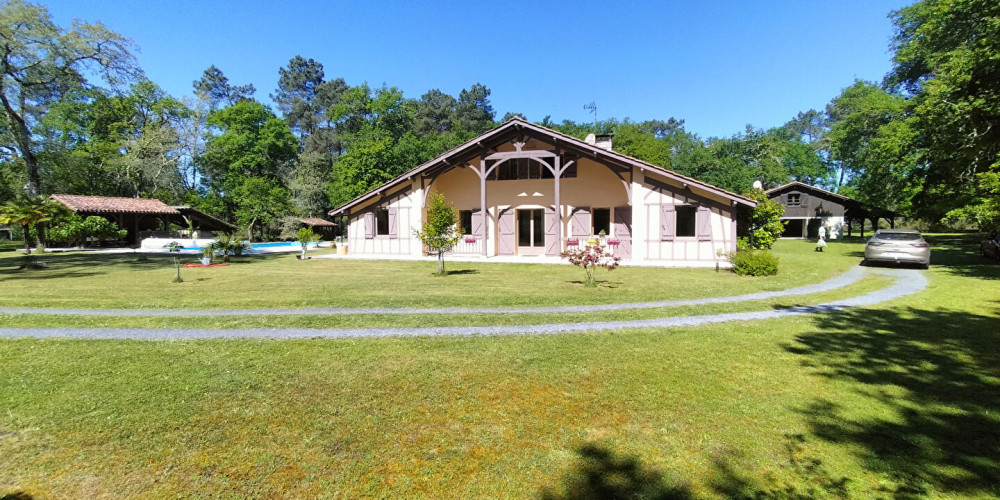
585;133;614;151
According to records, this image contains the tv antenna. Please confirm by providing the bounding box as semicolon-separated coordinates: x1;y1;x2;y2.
583;101;597;131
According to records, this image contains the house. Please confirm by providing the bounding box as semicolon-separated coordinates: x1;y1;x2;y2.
765;181;898;239
330;118;756;266
50;194;234;245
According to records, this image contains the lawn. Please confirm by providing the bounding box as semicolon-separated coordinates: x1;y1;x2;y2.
1;235;997;498
0;239;863;310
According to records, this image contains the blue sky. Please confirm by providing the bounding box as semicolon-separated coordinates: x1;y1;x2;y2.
44;0;910;139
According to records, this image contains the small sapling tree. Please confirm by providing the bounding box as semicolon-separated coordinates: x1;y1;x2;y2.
165;241;183;282
561;244;621;286
414;193;460;275
297;227;320;260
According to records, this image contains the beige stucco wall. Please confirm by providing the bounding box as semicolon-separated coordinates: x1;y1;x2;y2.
346;179;424;256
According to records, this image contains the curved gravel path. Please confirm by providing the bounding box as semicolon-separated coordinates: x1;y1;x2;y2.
0;266;868;317
0;269;925;340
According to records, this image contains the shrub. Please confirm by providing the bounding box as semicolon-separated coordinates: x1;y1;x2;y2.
561;244;621;286
730;249;779;276
47;214;127;247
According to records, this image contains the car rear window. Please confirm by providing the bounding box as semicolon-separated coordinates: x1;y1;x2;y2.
877;233;922;241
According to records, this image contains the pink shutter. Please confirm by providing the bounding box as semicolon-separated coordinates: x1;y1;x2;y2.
545;206;559;256
613;206;632;259
364;212;374;239
388;208;398;239
660;204;675;241
571;207;590;237
471;208;483;236
697;206;711;241
498;208;515;255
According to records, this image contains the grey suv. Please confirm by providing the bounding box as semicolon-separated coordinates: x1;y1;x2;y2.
863;229;931;269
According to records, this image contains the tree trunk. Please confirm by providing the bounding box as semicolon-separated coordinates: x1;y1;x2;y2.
437;250;445;275
0;88;41;196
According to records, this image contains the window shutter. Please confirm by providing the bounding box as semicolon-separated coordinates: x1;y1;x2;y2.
364;212;374;239
571;207;590;237
800;193;809;205
697;206;712;241
660;204;675;241
388;208;398;239
471;208;483;236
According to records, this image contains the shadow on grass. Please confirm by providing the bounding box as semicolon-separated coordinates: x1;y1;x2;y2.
0;251;291;279
541;443;694;500
445;269;479;276
785;306;1000;496
924;234;999;280
1;492;34;500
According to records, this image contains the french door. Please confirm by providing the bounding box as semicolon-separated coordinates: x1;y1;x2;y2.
517;209;544;254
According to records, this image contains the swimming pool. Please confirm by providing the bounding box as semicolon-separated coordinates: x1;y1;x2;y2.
140;237;326;253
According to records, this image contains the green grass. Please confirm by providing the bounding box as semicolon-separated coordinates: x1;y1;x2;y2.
0;239;862;309
0;240;24;252
1;235;998;498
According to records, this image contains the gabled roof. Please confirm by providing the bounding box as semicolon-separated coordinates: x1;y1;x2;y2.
331;117;756;215
173;206;236;231
51;194;180;214
765;181;856;203
766;181;901;217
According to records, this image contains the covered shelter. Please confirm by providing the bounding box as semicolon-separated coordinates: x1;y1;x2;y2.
766;182;899;239
50;194;235;245
299;218;338;239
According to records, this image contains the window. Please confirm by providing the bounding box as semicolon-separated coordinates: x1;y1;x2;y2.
459;210;473;235
489;158;575;180
787;193;801;206
676;206;697;237
592;208;610;236
376;209;389;236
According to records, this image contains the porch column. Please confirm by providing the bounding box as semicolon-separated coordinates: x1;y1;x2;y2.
480;158;488;257
553;156;562;251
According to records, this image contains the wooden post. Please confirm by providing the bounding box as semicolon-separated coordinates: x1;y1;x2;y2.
480;158;488;257
553;156;561;252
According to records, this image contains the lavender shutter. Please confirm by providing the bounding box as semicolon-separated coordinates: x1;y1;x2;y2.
613;206;632;259
571;207;590;237
388;207;398;239
498;208;515;255
544;206;559;256
471;208;483;236
697;206;711;241
660;204;675;241
364;212;374;239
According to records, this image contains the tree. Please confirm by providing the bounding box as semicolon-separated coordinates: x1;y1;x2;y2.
825;81;917;214
272;55;326;140
738;188;785;250
193;65;255;110
232;177;292;241
414;89;456;135
0;0;139;196
886;0;1000;224
413;192;459;275
0;195;65;261
455;83;495;133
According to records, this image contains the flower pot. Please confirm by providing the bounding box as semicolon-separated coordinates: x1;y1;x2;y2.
587;239;599;246
337;244;348;255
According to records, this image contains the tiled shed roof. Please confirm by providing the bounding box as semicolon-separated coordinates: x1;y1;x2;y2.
300;217;337;227
50;194;180;214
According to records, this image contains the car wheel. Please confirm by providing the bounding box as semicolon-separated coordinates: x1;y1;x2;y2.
860;259;867;266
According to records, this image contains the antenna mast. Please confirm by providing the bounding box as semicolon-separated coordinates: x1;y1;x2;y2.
583;101;597;131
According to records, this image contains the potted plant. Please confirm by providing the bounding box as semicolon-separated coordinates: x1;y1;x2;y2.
199;243;214;265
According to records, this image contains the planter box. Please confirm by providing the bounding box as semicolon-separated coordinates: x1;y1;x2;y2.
464;236;477;243
337;244;348;255
566;238;579;246
607;239;621;246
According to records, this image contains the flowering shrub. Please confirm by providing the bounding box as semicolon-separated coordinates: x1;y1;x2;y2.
561;244;621;286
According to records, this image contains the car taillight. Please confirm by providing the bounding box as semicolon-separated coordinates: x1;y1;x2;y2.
910;243;929;248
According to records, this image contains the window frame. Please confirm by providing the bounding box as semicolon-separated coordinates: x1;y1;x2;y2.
675;205;697;238
787;193;801;207
592;207;611;236
459;210;473;235
375;209;390;236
